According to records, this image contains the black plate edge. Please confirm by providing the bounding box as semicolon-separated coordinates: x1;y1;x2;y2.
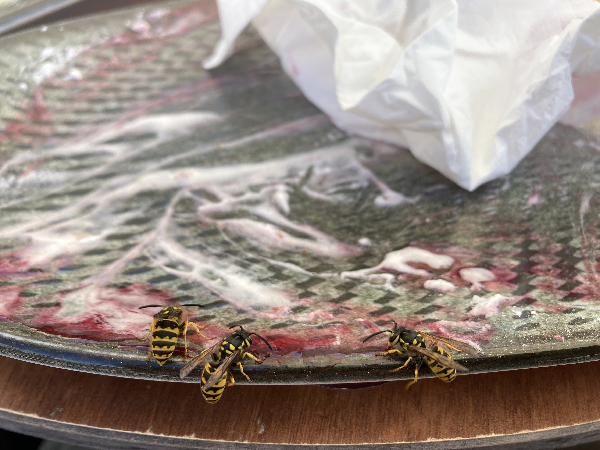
1;321;600;385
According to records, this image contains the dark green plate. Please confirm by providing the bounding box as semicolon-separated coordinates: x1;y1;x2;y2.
0;0;83;35
1;0;600;384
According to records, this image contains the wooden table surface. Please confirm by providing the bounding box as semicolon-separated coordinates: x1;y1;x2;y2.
0;355;599;449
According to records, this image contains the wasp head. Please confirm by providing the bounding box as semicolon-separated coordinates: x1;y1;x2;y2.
363;320;406;345
229;325;273;351
155;306;182;320
139;303;205;320
138;304;183;320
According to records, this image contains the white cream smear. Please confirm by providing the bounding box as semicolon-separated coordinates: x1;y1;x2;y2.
468;294;512;318
424;279;456;292
342;247;455;289
459;267;496;291
0;111;421;329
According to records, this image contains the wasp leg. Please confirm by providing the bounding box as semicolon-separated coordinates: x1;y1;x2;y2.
180;320;214;361
405;360;423;390
242;351;266;364
440;342;461;352
227;372;236;387
375;349;404;357
140;318;155;342
187;321;214;340
142;319;156;362
389;356;413;374
236;362;252;383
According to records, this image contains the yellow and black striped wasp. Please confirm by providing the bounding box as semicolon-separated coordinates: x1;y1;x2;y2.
139;304;213;366
363;320;480;388
180;325;273;404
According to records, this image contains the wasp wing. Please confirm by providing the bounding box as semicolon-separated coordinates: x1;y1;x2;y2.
419;332;481;356
203;350;240;391
179;342;220;379
406;344;468;372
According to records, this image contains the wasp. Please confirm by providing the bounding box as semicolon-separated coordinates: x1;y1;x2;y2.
180;325;273;404
363;320;480;388
139;304;213;366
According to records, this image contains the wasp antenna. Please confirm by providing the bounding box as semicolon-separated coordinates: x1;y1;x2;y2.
362;329;393;343
391;319;398;330
249;333;273;351
139;304;164;309
180;304;206;308
229;324;244;331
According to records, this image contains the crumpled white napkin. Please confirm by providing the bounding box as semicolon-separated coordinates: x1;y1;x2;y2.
205;0;600;191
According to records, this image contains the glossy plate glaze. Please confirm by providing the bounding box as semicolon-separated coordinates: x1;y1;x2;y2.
0;0;83;35
1;0;600;384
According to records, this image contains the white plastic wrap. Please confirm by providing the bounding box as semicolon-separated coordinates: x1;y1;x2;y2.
205;0;600;190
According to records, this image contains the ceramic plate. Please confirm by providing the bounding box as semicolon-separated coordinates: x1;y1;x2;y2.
1;0;600;384
0;0;83;35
